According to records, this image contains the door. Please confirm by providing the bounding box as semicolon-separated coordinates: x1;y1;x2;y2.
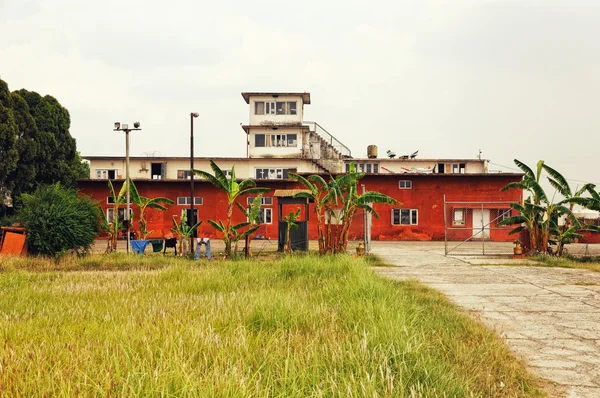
472;209;490;239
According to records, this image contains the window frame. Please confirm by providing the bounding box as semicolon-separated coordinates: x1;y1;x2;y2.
255;134;266;147
106;208;133;224
453;208;466;226
246;196;273;205
255;168;291;180
177;170;192;179
96;169;118;179
497;208;511;223
255;101;265;115
391;208;418;225
176;197;203;205
258;208;273;224
398;180;412;189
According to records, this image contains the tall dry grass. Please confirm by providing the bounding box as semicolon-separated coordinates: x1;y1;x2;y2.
0;254;542;396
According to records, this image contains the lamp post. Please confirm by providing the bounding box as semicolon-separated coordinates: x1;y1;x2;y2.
190;112;199;255
114;121;141;254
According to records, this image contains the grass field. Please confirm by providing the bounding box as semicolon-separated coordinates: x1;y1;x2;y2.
529;255;600;272
0;254;542;396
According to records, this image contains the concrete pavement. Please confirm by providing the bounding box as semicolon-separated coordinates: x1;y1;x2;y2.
370;241;600;398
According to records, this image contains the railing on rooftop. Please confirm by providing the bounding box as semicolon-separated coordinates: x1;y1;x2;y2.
304;121;352;158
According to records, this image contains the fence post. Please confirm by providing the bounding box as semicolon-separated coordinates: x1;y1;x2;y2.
481;203;485;255
444;195;448;256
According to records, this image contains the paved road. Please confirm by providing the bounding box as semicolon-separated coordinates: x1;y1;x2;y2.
370;241;600;398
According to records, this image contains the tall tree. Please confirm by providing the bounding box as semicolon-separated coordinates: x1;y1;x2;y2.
16;89;88;188
7;92;39;202
0;80;18;202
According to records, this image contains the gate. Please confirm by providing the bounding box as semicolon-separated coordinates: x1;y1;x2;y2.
444;196;515;256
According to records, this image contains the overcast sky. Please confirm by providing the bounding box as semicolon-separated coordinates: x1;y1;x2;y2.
2;0;600;189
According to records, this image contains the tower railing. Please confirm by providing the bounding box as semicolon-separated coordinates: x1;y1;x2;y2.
304;121;352;158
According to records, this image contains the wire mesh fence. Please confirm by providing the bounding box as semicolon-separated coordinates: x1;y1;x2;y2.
444;198;516;256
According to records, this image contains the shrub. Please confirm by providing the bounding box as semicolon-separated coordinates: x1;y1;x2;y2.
19;184;100;256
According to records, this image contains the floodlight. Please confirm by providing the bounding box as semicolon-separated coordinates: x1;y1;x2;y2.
122;124;129;130
114;122;121;129
191;112;199;118
134;122;140;128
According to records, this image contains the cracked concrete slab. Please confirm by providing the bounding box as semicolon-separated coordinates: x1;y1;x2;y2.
370;241;600;398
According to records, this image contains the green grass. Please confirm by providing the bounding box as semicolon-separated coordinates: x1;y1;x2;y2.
528;255;600;272
0;254;542;396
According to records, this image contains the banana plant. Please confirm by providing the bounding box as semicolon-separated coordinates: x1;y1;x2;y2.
501;159;585;255
105;179;133;252
170;209;202;256
283;208;301;253
235;195;263;256
193;161;269;258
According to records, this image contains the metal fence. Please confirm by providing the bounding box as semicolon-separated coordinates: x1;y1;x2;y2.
444;197;515;256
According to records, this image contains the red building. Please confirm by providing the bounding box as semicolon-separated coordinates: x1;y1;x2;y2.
78;172;523;242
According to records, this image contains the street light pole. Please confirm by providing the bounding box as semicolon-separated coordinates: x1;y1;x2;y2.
114;122;141;254
190;112;199;256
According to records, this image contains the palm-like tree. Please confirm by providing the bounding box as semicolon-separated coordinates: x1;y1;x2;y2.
291;164;398;254
330;164;398;253
103;180;130;252
235;195;263;256
501;159;583;255
283;208;301;253
193;161;269;258
289;173;331;255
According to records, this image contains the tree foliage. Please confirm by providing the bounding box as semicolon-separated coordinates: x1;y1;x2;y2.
290;163;398;254
0;78;88;214
193;161;269;258
500;159;589;255
0;80;19;200
19;184;100;256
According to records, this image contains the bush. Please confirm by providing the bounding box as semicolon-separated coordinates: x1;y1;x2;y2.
19;184;100;256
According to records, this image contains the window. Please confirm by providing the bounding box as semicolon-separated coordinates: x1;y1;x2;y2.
96;169;118;179
223;170;232;177
276;102;286;115
265;101;276;114
255;168;293;179
255;134;266;147
256;101;297;115
392;209;418;225
255;101;265;115
399;180;412;189
177;197;203;205
453;209;465;225
258;208;272;224
437;163;445;174
287;134;297;146
270;134;287;147
288;102;297;115
345;163;379;173
247;196;273;205
451;163;466;174
107;196;115;204
498;208;511;223
107;208;133;224
177;170;192;179
151;163;165;179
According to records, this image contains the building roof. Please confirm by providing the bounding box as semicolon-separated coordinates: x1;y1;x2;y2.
82;155;310;161
241;92;311;104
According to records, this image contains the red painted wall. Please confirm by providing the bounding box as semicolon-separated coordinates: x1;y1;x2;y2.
78;173;523;242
